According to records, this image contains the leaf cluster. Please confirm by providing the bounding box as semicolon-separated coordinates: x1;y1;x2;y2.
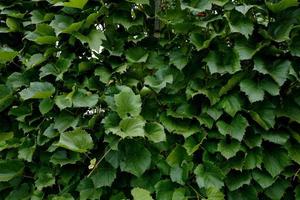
0;0;300;199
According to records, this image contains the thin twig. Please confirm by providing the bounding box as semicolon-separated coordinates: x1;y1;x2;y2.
154;0;161;38
87;147;113;177
293;168;300;181
84;152;91;160
23;175;34;179
188;184;202;200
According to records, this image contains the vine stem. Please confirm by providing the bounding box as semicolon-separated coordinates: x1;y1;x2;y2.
188;183;203;200
154;0;161;38
87;147;113;178
293;168;300;181
23;175;34;179
84;152;91;160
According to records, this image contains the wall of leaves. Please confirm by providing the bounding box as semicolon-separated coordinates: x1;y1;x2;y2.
0;0;300;199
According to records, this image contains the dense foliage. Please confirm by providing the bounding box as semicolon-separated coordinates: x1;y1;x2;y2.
0;0;300;199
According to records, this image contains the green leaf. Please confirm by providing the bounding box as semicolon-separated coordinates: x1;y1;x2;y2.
226;10;254;37
263;147;291;177
57;128;94;153
18;142;35;162
86;29;105;52
172;188;186;200
166;145;188;168
54;111;79;133
212;0;229;6
5;183;30;200
6;18;21;32
131;173;161;194
109;193;126;200
250;102;275;130
260;78;280;96
228;185;257;200
290;35;300;57
167;102;196;119
0;47;18;64
0;131;13;141
254;58;290;86
216;114;248;141
55;94;72;110
0;160;24;181
40;55;73;80
217;139;241;159
182;0;212;12
35;168;55;190
25;24;56;45
19;82;55;100
8;104;32;122
39;98;54;115
266;0;298;13
190;32;216;51
64;0;88;9
240;79;264;103
218;94;242;117
112;12;143;30
276;98;300;124
203;106;222;121
243;148;263;170
295;185;300;200
252;169;276;189
119;140;151;177
114;116;146;138
24;53;46;69
206;187;225;200
169;50;188;70
155;180;176;200
114;86;142;118
91;163;116;188
170;165;187;185
126;47;149;63
219;72;246;96
55;88;98;109
268;22;294;42
6;72;30;89
261;130;289;145
49;193;75;200
131;188;153;200
72;89;99;108
50;150;81;166
95;67;112;84
144;68;173;93
183;133;206;155
129;0;150;5
194;162;225;189
50;15;82;35
160;114;200;138
30;10;54;24
225;171;251;191
77;178;102;200
234;37;266;60
265;178;289;200
204;47;241;74
0;85;14;112
287;142;300;165
145;122;166;143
